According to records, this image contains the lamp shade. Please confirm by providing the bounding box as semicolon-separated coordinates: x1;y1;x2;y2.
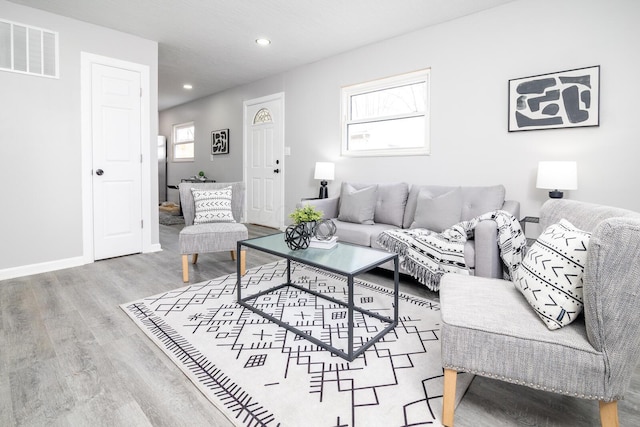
536;161;578;191
314;162;335;181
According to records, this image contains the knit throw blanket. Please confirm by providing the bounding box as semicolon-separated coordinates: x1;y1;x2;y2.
376;210;526;291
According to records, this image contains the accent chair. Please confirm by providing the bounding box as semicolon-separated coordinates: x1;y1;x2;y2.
178;181;248;282
439;199;640;427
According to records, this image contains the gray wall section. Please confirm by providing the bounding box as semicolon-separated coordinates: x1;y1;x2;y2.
160;0;640;227
0;1;158;272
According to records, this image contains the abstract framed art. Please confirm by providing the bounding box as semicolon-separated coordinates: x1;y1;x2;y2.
211;129;229;154
508;65;600;132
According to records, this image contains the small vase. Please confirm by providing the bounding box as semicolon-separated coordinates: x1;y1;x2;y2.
302;220;317;237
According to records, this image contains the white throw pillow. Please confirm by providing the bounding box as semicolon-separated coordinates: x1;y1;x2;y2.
192;186;235;224
514;219;591;330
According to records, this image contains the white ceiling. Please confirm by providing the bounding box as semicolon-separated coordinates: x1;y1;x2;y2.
9;0;516;110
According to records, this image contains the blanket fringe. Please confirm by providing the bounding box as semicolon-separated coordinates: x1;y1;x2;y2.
402;259;443;292
376;233;409;257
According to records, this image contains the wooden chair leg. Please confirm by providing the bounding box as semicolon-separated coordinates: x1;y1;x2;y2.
182;255;189;282
191;253;198;264
442;368;457;427
599;400;619;427
239;250;246;276
230;250;247;276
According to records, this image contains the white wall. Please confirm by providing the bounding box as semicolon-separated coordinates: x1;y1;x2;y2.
161;0;640;223
0;1;158;277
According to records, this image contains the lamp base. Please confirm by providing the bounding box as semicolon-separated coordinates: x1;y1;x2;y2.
549;190;564;199
318;181;328;199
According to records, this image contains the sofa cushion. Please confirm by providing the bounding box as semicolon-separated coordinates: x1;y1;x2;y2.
411;187;462;232
405;185;505;228
191;186;235;224
460;185;505;220
338;182;408;227
514;219;591;330
333;220;397;247
374;182;409;227
338;183;377;224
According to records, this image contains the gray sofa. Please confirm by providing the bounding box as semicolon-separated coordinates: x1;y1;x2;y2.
299;182;520;279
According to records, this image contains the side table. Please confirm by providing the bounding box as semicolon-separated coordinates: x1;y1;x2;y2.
520;216;540;247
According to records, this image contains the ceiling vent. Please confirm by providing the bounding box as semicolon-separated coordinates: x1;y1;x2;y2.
0;18;58;78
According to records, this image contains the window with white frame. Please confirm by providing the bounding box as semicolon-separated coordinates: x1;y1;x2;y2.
341;69;430;157
172;121;195;162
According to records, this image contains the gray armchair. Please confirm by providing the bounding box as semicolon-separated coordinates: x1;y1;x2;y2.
440;199;640;426
178;182;248;282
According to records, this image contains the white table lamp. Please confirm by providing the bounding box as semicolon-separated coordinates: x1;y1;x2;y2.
536;161;578;198
314;162;335;199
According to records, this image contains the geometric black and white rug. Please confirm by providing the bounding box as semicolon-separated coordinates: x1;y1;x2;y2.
121;261;473;426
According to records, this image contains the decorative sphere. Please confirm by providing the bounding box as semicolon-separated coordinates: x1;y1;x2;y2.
314;219;337;240
284;224;310;250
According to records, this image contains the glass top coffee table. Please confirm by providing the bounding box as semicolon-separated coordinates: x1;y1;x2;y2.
237;233;399;361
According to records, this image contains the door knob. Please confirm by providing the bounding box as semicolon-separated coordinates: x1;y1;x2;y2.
274;168;280;173
96;169;104;176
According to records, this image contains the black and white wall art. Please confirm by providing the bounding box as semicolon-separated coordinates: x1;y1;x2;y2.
211;129;229;154
508;65;600;132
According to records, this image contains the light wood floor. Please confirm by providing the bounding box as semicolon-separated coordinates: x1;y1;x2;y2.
1;221;638;426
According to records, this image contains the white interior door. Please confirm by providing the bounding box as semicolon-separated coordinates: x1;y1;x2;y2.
91;63;142;260
244;94;285;229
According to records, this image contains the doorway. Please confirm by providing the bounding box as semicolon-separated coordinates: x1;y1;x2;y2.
81;53;153;262
243;93;285;229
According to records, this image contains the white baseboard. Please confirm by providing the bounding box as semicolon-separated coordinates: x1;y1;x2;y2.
145;243;162;253
0;244;163;282
0;256;88;281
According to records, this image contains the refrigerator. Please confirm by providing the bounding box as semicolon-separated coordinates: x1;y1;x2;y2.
158;135;167;203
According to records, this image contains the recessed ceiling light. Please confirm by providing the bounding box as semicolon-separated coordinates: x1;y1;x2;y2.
256;38;271;46
183;84;193;90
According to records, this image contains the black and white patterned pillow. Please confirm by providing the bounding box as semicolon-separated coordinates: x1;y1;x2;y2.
191;187;235;224
514;219;591;330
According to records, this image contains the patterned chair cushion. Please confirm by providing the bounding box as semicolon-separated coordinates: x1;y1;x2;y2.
192;186;235;224
514;219;591;330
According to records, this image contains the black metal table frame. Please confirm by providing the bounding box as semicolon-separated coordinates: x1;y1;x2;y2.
236;238;399;362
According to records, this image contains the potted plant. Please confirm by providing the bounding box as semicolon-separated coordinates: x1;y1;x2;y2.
289;204;323;224
289;204;323;237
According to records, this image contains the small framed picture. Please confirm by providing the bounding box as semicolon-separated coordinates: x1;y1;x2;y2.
211;129;229;154
508;65;600;132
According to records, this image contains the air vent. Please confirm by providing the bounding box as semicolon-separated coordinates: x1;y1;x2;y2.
0;18;58;78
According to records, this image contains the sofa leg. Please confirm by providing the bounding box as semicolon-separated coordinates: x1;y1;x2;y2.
599;400;619;427
442;368;457;427
192;253;198;264
182;255;189;282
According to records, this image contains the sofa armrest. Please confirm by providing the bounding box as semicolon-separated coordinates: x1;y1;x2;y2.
296;197;339;219
473;220;502;278
583;218;640;388
473;201;520;279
